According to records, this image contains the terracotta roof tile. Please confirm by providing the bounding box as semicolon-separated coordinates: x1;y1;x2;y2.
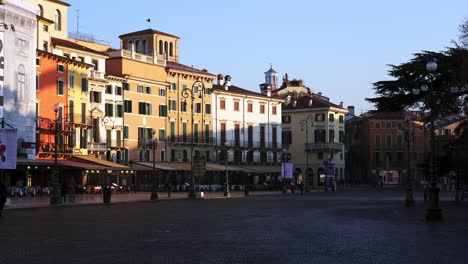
51;37;109;57
282;95;344;110
212;84;283;101
166;61;215;76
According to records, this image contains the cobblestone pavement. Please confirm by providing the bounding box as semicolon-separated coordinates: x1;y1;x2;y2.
1;188;467;264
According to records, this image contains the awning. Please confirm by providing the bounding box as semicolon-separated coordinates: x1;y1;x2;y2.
130;162;281;174
59;160;104;170
70;155;132;169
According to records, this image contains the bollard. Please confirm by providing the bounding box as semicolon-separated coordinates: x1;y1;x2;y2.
151;184;159;200
103;186;111;204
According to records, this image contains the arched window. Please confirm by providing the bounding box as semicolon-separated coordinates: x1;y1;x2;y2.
159;40;163;54
135;40;141;53
142;40;148;54
169;42;173;57
127;40;133;51
164;41;168;57
17;64;26;101
54;10;61;31
38;5;44;16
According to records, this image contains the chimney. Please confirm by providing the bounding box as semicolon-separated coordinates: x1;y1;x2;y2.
348;106;355;116
266;85;271;97
339;101;344;108
224;75;231;88
217;74;224;85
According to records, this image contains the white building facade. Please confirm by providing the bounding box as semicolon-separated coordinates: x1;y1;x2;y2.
1;0;37;159
211;75;283;164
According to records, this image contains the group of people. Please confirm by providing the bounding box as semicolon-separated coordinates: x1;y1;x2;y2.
0;181;7;217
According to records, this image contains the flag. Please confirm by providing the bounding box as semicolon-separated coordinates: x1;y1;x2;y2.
146;18;151;23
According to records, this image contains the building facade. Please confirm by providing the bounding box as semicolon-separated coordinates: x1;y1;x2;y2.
270;69;347;188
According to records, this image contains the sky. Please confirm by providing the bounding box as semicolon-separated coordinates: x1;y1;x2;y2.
65;0;468;114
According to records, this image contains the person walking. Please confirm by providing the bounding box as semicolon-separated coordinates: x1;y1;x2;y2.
0;181;7;217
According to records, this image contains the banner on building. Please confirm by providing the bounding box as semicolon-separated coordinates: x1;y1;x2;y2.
281;162;293;179
0;128;18;169
0;31;4;119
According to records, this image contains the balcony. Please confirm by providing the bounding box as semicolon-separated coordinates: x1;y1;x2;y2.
88;142;107;152
36;142;74;158
305;142;344;153
90;70;105;80
107;49;166;67
166;136;216;146
107;140;124;149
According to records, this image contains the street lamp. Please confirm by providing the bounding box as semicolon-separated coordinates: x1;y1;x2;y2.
398;115;415;207
150;129;158;200
281;149;289;193
182;80;211;198
299;115;314;192
50;103;62;205
412;58;458;221
222;142;230;197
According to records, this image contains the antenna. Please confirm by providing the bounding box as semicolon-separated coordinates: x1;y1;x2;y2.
146;18;151;29
76;9;80;36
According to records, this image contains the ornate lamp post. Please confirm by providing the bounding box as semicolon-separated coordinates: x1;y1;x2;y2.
182;80;211;198
222;142;230;197
398;115;415;207
281;149;289;193
412;59;458;221
150;129;159;200
299;115;314;192
50;104;62;205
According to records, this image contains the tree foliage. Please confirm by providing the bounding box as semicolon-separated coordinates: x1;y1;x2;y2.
459;17;468;49
366;48;468;117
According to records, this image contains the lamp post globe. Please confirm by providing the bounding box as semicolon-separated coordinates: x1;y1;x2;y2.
50;104;62;205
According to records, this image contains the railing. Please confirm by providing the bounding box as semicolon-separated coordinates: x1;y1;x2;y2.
88;142;107;152
108;140;124;149
36;143;74;154
107;49;166;67
305;142;344;153
90;70;105;80
166;136;216;145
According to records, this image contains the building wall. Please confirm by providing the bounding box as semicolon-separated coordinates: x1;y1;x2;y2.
2;0;37;159
166;74;214;162
25;0;69;50
212;89;283;164
284;108;347;187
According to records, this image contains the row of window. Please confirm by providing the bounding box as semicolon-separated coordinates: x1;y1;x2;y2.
282;130;345;144
282;114;344;124
374;134;423;147
373;120;403;129
374;151;422;163
219;99;278;115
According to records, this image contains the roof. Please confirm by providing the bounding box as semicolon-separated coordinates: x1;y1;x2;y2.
51;37;109;57
119;29;179;39
166;61;215;76
282;95;344;111
265;66;277;74
212;84;284;101
47;0;71;6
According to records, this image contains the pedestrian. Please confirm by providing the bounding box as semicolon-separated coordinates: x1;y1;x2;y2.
0;181;7;217
61;182;68;203
166;183;171;198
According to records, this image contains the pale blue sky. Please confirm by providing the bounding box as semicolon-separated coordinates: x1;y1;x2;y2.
66;0;467;114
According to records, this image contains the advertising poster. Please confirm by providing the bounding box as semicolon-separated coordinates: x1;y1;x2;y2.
0;31;4;119
0;128;18;169
281;162;293;179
